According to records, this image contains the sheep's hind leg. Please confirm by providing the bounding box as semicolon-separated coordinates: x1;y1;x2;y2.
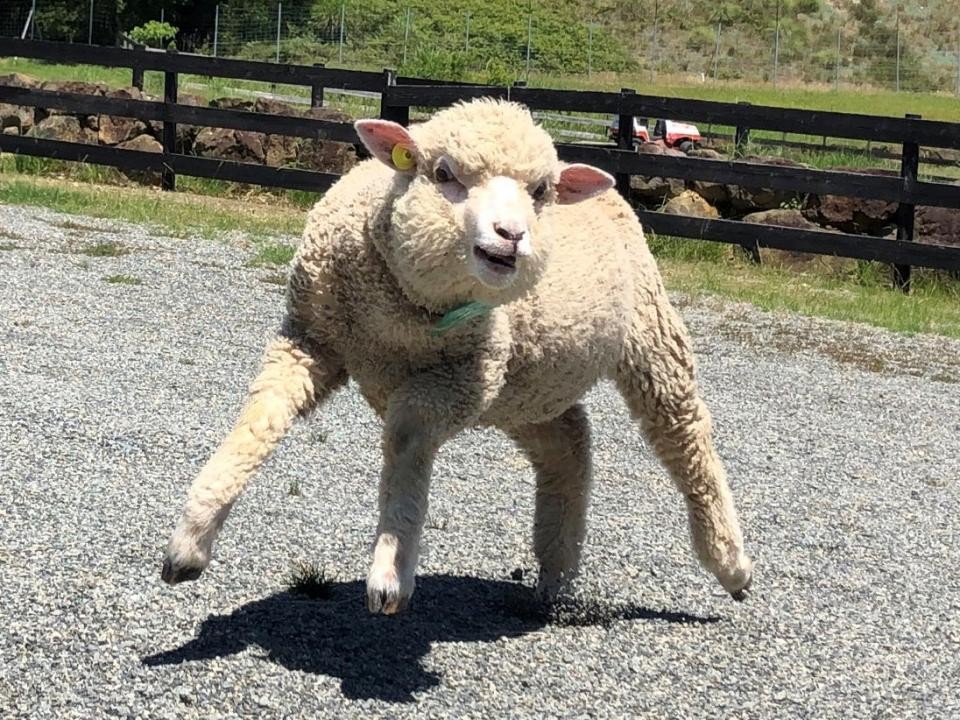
162;331;345;584
508;404;592;603
616;298;753;600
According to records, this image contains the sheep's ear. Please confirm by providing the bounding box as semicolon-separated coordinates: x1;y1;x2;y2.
556;164;615;204
354;119;419;173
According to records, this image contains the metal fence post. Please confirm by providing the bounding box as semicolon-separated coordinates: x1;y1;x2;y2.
402;7;411;67
525;15;532;81
338;3;345;64
893;113;921;292
213;4;219;57
733;101;751;157
773;0;781;88
614;88;636;200
311;63;325;107
380;69;409;126
161;50;179;191
712;22;722;81
275;1;282;63
88;0;94;45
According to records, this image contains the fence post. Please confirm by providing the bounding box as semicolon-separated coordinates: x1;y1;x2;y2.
310;63;325;108
733;101;751;157
773;0;781;88
834;26;841;91
614;88;636;201
275;1;282;63
712;22;722;81
213;4;219;57
161;51;179;192
131;42;145;90
402;7;411;67
338;3;345;64
88;0;95;44
379;69;409;126
893;113;921;292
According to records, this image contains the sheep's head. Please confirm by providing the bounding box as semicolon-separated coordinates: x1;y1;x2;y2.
355;98;614;312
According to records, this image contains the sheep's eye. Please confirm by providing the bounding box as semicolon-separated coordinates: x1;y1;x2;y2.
434;165;454;183
532;181;548;201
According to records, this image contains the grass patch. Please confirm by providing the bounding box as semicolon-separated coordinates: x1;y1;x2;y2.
260;272;288;286
654;237;960;339
55;219;118;234
102;274;142;285
248;243;296;268
0;242;21;251
287;560;332;600
81;241;129;257
287;479;302;496
0;175;307;241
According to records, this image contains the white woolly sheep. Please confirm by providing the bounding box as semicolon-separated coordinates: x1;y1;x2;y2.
161;98;754;614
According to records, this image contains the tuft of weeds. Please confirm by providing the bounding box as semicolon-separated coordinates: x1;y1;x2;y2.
260;272;288;286
287;478;302;496
82;241;129;257
288;560;333;599
247;242;296;268
103;274;142;285
55;219;118;234
0;242;20;251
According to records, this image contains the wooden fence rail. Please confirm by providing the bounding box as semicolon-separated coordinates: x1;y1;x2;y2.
2;38;959;290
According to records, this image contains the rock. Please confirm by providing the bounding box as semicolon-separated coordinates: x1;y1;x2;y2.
3;126;19;135
802;167;899;236
193;127;266;164
30;115;96;144
0;103;23;131
688;147;724;160
264;134;301;167
118;134;163;185
728;155;808;212
254;97;300;116
0;73;39;88
296;139;357;174
117;133;162;153
104;87;143;101
629;174;685;206
85;115;99;131
742;208;854;271
636;141;665;155
662;190;719;218
209;97;257;112
302;106;353;123
35;81;108;121
98;115;148;145
687;179;729;207
915;206;960;247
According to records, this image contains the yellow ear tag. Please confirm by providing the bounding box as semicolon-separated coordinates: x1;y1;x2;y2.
391;145;415;171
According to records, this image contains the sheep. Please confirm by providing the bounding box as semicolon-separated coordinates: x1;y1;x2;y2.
161;98;754;614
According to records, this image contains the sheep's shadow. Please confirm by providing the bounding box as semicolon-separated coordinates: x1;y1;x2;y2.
143;574;718;703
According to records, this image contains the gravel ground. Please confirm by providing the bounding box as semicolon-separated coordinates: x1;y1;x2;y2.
1;203;958;720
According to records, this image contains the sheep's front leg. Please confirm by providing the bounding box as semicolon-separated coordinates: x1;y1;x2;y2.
162;330;346;584
367;355;507;614
509;404;592;603
616;293;753;600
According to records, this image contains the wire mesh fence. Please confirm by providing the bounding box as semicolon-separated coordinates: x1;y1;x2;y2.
2;1;959;96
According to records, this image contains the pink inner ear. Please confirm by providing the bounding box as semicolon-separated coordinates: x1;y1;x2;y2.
556;164;615;204
354;119;418;169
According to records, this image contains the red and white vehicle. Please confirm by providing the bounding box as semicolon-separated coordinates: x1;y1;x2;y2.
607;117;702;152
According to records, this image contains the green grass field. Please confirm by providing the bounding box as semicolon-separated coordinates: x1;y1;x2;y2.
2;172;957;340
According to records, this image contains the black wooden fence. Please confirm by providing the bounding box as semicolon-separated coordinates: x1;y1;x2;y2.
2;38;959;292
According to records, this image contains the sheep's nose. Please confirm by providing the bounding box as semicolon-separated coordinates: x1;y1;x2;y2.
493;222;525;245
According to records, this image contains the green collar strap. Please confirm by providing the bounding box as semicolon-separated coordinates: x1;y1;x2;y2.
431;301;494;336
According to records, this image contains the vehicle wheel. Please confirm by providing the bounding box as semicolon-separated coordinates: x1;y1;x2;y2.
679;140;694;154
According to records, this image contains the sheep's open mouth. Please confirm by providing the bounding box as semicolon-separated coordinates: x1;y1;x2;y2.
473;246;517;273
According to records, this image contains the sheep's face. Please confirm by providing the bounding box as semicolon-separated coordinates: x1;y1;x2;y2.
355;100;613;311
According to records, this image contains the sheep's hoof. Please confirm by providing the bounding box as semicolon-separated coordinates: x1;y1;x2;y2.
366;567;413;615
728;573;753;602
161;556;205;585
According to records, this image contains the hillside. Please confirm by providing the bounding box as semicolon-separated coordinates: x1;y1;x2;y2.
6;0;958;92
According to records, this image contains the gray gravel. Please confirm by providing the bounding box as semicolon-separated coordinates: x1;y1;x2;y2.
1;202;958;719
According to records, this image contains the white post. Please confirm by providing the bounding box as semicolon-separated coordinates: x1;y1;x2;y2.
160;9;164;23
834;26;841;91
465;11;470;52
30;0;36;38
338;3;345;64
88;0;94;44
712;22;722;81
587;23;593;78
275;2;282;63
213;4;219;57
402;7;411;66
773;0;781;88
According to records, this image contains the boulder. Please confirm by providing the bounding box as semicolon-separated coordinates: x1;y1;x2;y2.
30;115;96;144
209;97;257;112
254;97;300;116
35;80;108;121
193;127;266;163
0;73;39;88
728;155;808;212
687;147;724;160
0;103;23;131
264;134;301;167
98;115;148;145
118;134;163;185
802;167;900;236
3;126;19;135
915;206;960;247
296;138;357;174
687;179;729;207
302;106;353;123
742;208;854;272
662;190;719;218
629;174;685;206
